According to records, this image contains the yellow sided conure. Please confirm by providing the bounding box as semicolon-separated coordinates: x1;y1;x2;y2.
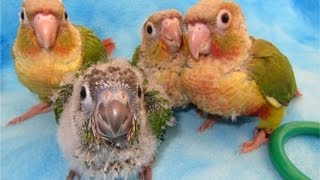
8;0;114;126
181;0;301;153
132;9;189;108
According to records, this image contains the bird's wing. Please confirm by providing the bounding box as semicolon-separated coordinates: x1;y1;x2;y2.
53;84;74;124
76;25;110;70
144;87;174;141
247;37;297;107
131;45;141;66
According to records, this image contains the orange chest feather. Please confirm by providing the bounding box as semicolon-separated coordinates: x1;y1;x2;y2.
181;63;266;116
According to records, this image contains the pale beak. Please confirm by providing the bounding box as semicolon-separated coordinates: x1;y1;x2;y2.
160;17;182;53
187;23;211;60
32;13;59;49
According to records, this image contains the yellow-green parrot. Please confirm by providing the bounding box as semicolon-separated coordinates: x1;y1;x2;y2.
8;0;114;126
132;9;189;108
181;0;300;153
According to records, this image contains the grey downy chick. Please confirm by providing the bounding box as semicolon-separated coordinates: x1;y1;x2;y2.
56;59;174;180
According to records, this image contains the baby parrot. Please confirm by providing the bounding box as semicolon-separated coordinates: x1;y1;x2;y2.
132;9;189;108
181;0;299;153
8;0;114;125
56;59;174;180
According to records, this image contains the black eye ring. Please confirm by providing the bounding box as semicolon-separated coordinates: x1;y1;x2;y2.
20;11;25;20
147;25;153;34
221;13;229;24
64;12;68;20
80;86;87;99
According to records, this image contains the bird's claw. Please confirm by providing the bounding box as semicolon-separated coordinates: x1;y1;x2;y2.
6;116;24;126
198;119;217;133
66;169;80;180
6;103;51;126
140;157;154;180
240;129;270;153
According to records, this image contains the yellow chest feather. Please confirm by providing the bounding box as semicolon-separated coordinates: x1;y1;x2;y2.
13;43;82;101
181;59;266;116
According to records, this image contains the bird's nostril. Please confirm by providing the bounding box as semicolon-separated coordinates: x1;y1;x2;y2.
164;35;173;42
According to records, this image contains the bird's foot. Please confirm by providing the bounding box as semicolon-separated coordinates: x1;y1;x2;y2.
140;157;154;180
140;165;152;180
198;119;216;133
198;114;220;133
102;38;115;55
295;90;303;97
6;102;52;126
66;169;80;180
240;128;271;153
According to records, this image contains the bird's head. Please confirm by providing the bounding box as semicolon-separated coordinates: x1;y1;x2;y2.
142;9;184;54
20;0;68;50
184;0;249;61
79;66;141;140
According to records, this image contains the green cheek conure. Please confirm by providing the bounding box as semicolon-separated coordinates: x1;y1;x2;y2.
181;0;300;153
55;60;174;180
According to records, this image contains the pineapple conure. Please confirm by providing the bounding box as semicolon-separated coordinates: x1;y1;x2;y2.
8;0;114;126
181;0;301;153
132;9;189;108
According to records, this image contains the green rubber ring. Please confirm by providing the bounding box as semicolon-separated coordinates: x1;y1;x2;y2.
269;121;320;180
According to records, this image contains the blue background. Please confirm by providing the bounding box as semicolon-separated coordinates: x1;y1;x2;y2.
1;0;319;179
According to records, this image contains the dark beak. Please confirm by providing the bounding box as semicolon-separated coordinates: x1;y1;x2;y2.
96;99;132;138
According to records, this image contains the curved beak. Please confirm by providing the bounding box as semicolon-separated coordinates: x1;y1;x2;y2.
160;17;182;52
187;23;211;60
32;13;59;49
96;99;132;138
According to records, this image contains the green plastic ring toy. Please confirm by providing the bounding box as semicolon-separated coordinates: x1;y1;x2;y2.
269;121;320;180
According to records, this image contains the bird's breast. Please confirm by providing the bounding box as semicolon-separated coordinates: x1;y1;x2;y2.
181;62;266;117
13;47;82;101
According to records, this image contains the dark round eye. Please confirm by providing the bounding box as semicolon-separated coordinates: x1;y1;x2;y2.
20;11;24;20
217;9;232;29
64;12;68;20
221;13;229;24
80;86;86;99
147;25;153;34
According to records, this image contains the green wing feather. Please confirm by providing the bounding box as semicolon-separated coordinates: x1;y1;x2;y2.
247;37;297;106
53;84;73;124
131;45;141;66
76;26;110;70
144;90;173;140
